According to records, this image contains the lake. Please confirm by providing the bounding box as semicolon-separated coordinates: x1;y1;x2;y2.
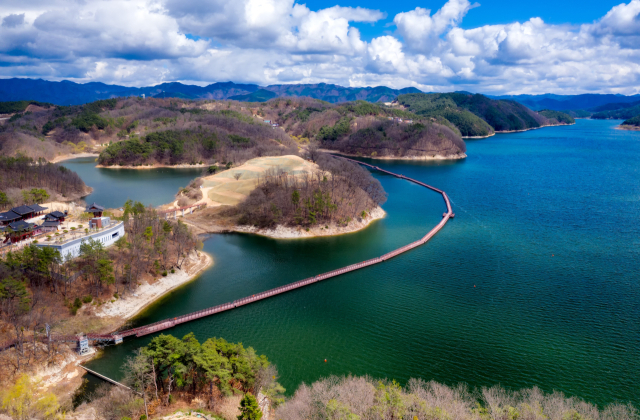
61;157;204;208
82;119;640;407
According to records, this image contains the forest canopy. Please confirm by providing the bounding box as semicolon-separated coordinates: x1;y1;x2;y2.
0;155;88;209
397;93;572;137
275;376;638;420
538;110;576;125
235;154;387;228
621;115;640;127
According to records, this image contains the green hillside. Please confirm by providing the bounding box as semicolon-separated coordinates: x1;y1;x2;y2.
397;93;569;137
0;100;52;114
621;115;640;127
229;89;277;102
564;109;592;118
592;105;640;120
538;110;575;124
396;93;493;137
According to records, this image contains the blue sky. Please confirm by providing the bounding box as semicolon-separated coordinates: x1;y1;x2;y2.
1;0;639;94
321;0;626;39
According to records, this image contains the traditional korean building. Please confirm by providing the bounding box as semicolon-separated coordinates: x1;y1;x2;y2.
2;220;39;244
85;203;104;218
46;211;66;222
40;211;67;231
0;210;21;226
0;204;48;226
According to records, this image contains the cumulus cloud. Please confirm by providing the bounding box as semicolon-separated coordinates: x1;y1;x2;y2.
0;0;640;94
2;13;25;28
394;0;478;53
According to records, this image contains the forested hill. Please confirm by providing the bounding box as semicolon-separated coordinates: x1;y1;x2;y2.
621;115;640;127
0;156;89;209
0;95;466;164
591;104;640;120
397;93;574;137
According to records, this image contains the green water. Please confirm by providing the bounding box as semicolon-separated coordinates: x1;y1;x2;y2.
82;119;639;407
61;157;204;208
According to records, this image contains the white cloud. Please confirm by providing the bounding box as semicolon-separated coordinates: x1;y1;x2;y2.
0;0;640;94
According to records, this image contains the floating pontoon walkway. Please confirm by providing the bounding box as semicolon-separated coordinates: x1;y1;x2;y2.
1;158;453;349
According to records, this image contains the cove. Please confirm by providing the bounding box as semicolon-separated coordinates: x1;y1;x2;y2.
61;157;204;208
84;119;640;408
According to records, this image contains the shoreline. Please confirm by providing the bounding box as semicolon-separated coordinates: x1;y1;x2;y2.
463;122;574;139
96;163;209;169
321;149;467;161
50;152;99;163
94;250;213;322
29;252;213;399
616;125;640;131
233;206;386;239
494;122;575;134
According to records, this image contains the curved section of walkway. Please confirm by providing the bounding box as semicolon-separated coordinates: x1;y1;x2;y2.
78;159;453;343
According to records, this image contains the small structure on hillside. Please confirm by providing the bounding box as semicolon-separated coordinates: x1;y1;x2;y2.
86;203;104;218
86;203;111;229
46;211;66;222
41;211;66;230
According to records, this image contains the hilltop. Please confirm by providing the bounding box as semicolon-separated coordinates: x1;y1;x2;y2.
0;96;466;164
397;93;574;137
181;154;387;238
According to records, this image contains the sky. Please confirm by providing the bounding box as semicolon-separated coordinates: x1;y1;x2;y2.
1;0;639;95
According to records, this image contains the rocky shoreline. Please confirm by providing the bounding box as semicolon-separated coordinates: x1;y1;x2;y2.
234;206;386;239
462;122;575;139
616;125;640;131
50;152;100;163
322;149;467;161
96;163;209;169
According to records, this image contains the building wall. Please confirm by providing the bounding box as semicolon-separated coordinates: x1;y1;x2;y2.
36;222;125;259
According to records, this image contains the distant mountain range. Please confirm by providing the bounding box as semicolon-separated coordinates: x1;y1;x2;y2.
0;78;420;106
490;93;640;111
1;78;639;112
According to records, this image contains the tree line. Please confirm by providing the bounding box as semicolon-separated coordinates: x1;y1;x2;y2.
81;333;282;419
0;201;198;374
276;375;638;420
0;155;88;210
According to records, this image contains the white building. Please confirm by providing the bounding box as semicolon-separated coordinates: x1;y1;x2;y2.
36;220;125;259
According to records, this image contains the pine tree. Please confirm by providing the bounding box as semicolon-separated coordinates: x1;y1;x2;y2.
238;394;262;420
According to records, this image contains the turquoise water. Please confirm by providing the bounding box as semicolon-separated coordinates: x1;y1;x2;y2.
61;157;204;208
84;119;640;407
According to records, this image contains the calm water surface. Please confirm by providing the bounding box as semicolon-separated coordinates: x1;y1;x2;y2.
84;120;640;407
61;157;203;208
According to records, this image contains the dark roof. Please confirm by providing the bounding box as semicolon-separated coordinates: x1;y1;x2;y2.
27;204;48;212
86;202;105;212
41;221;60;227
11;205;36;215
7;220;36;232
0;211;22;222
49;211;65;218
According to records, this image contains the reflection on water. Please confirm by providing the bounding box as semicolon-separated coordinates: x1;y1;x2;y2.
61;157;203;208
